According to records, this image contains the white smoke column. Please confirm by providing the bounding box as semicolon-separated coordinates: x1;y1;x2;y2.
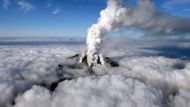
82;0;125;66
82;0;190;66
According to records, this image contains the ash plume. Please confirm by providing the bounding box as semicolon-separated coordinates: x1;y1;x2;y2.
84;0;190;66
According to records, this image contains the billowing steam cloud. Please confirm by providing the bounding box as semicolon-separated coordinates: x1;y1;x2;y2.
84;0;190;66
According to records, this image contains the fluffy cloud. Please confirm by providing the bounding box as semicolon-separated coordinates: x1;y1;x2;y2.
14;86;51;107
52;7;60;15
14;76;163;107
3;0;10;10
17;0;34;13
0;44;82;106
174;89;190;107
46;0;53;8
0;81;32;107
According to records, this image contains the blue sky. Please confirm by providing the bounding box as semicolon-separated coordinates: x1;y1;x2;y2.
0;0;190;37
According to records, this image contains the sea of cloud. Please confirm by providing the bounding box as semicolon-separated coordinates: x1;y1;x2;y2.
0;39;190;107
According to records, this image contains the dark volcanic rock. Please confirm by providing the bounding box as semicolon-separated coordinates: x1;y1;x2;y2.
51;54;120;91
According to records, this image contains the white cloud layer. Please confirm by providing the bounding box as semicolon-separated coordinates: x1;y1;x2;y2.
0;39;190;107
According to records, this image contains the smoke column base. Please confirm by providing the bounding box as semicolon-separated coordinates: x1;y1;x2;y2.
79;52;119;68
